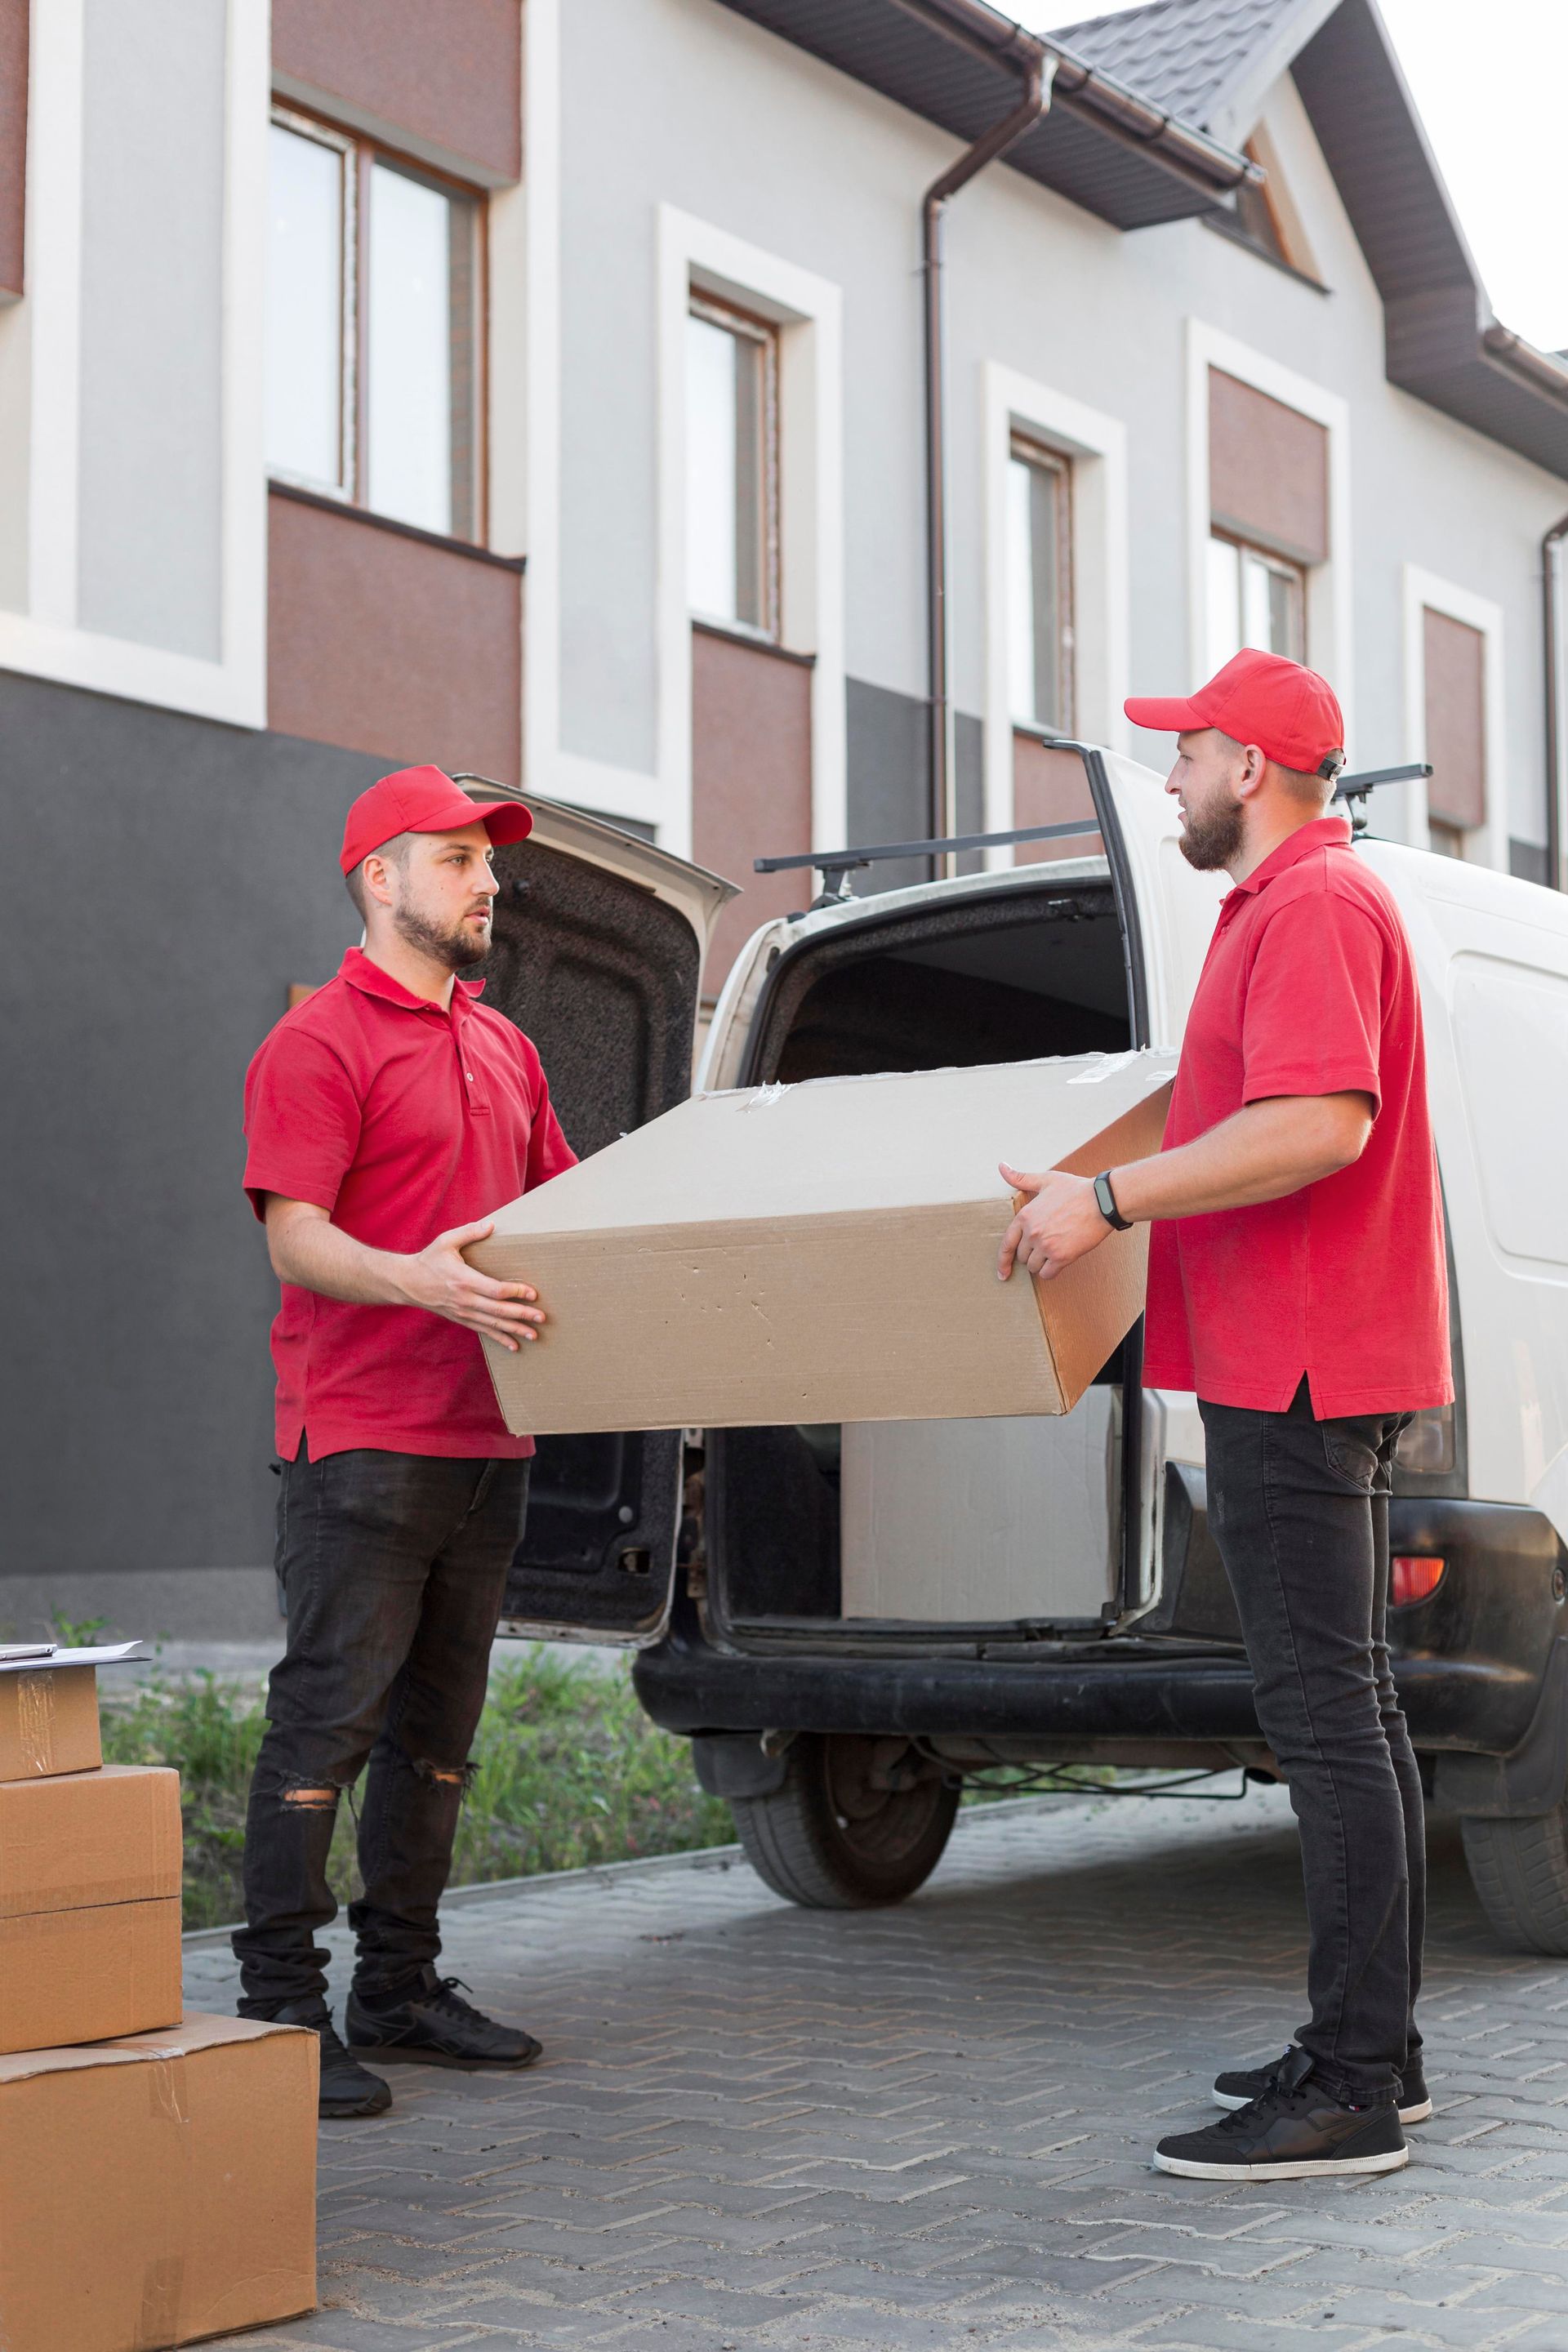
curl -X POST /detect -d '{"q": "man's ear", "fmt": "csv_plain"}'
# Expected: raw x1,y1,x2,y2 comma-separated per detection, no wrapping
1234,742,1269,800
361,852,395,910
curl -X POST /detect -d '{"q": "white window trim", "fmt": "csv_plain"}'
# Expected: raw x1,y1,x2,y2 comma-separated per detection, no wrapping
1183,318,1352,753
654,205,844,863
1402,564,1508,874
519,0,667,828
0,0,267,728
982,363,1129,871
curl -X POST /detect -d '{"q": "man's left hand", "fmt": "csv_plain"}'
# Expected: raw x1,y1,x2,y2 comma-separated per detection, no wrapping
997,1164,1112,1283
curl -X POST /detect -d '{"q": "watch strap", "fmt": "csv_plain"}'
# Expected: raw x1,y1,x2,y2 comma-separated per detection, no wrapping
1094,1170,1132,1232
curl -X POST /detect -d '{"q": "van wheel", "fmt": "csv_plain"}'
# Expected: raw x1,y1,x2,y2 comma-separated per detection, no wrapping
1461,1806,1568,1954
728,1733,960,1909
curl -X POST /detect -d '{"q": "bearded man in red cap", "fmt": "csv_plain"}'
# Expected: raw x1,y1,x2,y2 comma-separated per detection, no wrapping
999,652,1450,2185
233,767,573,2117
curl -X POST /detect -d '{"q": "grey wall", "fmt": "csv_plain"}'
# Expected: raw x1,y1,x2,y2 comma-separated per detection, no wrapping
0,670,383,1605
77,0,226,658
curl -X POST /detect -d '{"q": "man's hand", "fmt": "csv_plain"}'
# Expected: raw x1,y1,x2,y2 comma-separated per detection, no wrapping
396,1219,546,1352
993,1091,1374,1285
263,1199,546,1352
996,1165,1112,1284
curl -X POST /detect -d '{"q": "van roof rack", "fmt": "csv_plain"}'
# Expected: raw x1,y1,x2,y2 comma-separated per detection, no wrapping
755,817,1102,903
756,764,1434,904
1332,763,1432,835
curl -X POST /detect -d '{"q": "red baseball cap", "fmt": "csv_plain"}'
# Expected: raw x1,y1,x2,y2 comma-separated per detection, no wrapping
339,765,535,875
1125,648,1345,777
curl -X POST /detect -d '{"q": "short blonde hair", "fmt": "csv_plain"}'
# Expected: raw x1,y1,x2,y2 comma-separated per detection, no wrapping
345,831,416,920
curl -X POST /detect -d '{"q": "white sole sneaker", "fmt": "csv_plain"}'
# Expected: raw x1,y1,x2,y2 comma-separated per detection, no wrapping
1155,2143,1410,2181
1213,2087,1433,2127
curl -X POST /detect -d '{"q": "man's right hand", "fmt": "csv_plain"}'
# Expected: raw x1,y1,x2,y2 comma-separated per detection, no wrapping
264,1197,546,1351
397,1218,546,1352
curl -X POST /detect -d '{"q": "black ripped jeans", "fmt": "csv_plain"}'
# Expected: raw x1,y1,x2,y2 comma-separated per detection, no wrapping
1200,1380,1422,2108
234,1449,528,2015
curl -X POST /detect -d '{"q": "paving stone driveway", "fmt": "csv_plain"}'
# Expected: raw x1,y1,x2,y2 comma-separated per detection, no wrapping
185,1785,1568,2352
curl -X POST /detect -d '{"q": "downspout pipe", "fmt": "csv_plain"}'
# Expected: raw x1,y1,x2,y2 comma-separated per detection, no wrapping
920,40,1055,876
1545,510,1568,891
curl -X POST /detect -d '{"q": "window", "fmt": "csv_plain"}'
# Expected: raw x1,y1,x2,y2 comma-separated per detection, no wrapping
1207,532,1305,670
1007,434,1074,733
686,292,778,636
1225,133,1320,282
265,107,482,541
1233,145,1291,268
1423,606,1487,858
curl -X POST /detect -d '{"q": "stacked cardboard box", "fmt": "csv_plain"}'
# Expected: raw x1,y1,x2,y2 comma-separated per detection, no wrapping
0,1651,318,2352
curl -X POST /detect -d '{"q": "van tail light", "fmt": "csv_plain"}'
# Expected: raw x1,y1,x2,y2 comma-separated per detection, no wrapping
1392,1555,1446,1606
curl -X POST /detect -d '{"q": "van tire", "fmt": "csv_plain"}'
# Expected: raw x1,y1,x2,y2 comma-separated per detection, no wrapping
1461,1806,1568,1954
728,1733,960,1909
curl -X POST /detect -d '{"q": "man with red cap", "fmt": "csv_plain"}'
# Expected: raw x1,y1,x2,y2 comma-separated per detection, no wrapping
998,651,1451,2183
234,767,574,2116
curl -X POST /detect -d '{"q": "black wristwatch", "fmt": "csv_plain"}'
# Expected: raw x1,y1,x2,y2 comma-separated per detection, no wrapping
1094,1170,1133,1232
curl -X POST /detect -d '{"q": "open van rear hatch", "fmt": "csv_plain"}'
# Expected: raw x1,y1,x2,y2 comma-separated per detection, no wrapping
455,782,733,1644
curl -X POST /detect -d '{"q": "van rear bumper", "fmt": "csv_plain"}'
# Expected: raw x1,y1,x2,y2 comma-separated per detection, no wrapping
638,1494,1566,1767
634,1627,1541,1753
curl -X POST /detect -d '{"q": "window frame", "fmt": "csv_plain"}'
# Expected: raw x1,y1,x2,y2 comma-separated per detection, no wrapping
685,288,782,644
1207,527,1307,669
266,100,487,546
1007,429,1076,737
1401,564,1509,872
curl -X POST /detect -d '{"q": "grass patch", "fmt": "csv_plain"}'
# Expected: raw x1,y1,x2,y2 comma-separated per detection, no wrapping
101,1650,733,1932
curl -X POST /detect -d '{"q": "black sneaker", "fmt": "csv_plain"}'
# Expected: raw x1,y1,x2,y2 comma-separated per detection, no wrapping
1156,2047,1407,2180
265,1998,392,2118
345,1967,543,2071
1214,2046,1432,2126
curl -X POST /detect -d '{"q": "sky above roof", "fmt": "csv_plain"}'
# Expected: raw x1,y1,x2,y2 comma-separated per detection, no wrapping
1017,0,1568,352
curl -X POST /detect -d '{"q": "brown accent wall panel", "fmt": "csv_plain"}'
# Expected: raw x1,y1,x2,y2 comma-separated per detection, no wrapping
692,626,813,992
1423,607,1487,831
1209,368,1330,564
268,489,521,780
272,0,520,183
0,0,27,300
1012,734,1102,864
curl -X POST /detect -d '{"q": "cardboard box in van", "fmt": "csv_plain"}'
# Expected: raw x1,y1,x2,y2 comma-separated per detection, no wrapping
472,1050,1175,1434
0,2012,317,2351
0,1765,183,2056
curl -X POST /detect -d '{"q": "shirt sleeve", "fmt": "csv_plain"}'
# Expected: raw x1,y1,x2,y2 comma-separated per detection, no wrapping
1241,889,1385,1116
242,1024,363,1222
524,1062,577,1192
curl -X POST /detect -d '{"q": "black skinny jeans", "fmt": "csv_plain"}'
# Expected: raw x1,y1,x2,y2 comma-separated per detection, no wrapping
233,1448,528,2014
1200,1380,1423,2106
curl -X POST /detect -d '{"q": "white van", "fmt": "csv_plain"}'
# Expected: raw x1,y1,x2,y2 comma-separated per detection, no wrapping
465,747,1568,1958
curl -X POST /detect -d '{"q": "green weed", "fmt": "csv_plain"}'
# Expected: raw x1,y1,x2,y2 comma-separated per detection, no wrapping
100,1650,732,1931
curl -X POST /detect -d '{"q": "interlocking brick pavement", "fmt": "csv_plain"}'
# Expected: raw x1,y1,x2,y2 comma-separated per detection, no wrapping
182,1784,1568,2350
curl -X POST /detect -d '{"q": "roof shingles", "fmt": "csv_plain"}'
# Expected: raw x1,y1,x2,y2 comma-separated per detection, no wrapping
1051,0,1292,127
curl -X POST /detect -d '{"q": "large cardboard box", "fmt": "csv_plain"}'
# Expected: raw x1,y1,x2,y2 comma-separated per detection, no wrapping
0,1765,183,2055
0,2012,318,2352
471,1051,1175,1434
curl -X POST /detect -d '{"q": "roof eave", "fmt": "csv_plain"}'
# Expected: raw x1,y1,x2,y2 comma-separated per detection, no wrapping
1294,0,1568,482
713,0,1253,230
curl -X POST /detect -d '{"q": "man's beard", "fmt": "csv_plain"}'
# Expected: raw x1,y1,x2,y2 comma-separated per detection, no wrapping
392,900,490,971
1177,790,1245,871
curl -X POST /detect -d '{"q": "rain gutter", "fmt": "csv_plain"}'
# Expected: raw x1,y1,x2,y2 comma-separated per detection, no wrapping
886,0,1257,875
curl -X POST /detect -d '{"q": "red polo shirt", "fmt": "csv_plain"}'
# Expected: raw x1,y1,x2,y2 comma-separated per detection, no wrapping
1143,816,1451,1417
243,948,575,1461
